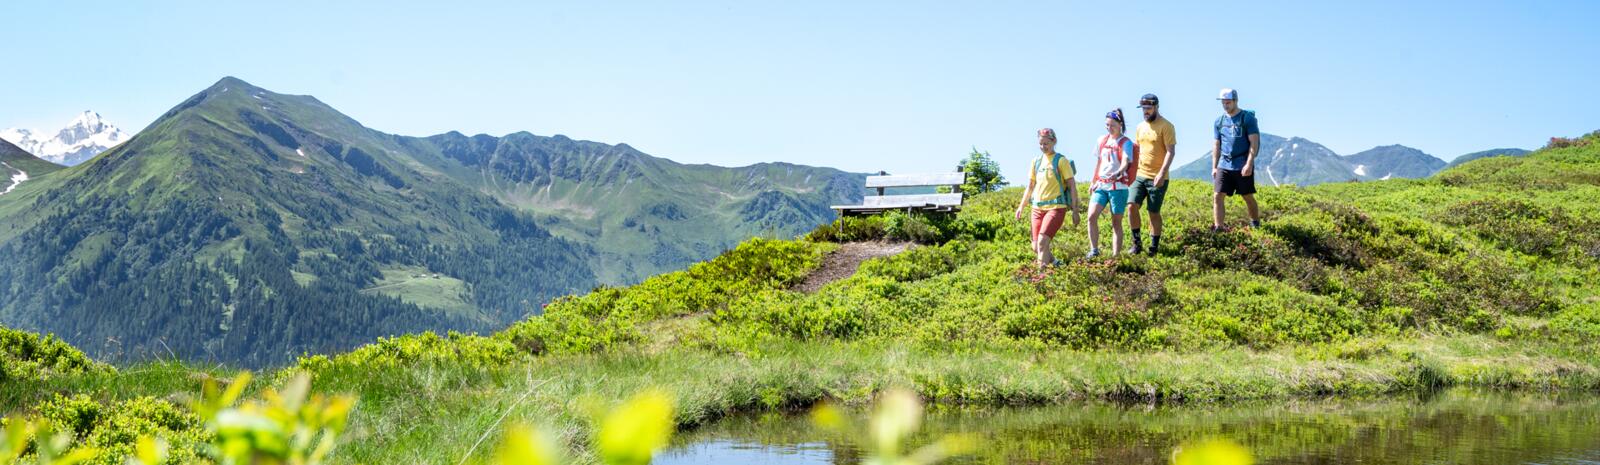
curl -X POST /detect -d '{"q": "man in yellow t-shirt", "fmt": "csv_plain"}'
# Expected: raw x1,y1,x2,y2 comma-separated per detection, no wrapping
1129,93,1177,256
1015,128,1080,267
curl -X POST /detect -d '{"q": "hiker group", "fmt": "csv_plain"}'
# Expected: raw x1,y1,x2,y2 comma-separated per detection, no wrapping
1014,88,1262,267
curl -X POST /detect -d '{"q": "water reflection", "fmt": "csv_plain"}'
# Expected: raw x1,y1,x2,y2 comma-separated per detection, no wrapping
658,389,1600,465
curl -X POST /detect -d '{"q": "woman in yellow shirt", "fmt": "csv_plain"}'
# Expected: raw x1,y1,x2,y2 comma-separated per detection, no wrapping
1015,128,1081,267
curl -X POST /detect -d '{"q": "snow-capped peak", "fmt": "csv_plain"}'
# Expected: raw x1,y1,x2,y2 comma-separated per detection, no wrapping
1,111,130,166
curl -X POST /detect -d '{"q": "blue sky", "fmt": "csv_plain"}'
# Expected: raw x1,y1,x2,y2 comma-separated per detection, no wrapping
2,0,1596,183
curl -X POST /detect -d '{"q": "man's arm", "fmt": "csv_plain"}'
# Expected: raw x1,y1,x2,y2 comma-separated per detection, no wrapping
1155,144,1176,185
1212,139,1223,176
1243,134,1260,177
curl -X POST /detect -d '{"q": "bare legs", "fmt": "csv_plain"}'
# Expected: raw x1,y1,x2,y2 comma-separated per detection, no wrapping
1033,233,1055,267
1087,204,1124,255
1212,193,1261,230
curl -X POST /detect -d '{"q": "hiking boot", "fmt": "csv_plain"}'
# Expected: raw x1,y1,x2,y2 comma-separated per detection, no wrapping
1148,237,1161,256
1050,259,1064,268
1086,249,1101,259
1128,242,1143,255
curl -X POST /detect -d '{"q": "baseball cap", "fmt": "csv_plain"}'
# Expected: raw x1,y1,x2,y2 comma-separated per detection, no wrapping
1217,88,1239,101
1138,94,1159,108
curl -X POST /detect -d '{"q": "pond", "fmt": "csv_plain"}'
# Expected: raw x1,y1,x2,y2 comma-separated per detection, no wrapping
657,389,1600,464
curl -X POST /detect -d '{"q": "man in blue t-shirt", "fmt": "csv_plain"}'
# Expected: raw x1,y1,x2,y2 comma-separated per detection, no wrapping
1210,88,1261,232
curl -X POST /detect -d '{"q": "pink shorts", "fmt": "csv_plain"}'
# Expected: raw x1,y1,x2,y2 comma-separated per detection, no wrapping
1031,208,1067,242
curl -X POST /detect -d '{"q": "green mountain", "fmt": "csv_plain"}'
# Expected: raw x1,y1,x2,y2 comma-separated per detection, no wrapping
0,77,597,366
408,132,865,283
0,77,861,366
1342,144,1446,180
0,138,62,194
1446,147,1531,168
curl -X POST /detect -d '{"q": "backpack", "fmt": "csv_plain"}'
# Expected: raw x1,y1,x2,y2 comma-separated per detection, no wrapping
1091,134,1138,186
1031,154,1073,207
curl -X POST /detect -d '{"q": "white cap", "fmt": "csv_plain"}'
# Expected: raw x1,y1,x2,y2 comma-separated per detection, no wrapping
1217,88,1239,101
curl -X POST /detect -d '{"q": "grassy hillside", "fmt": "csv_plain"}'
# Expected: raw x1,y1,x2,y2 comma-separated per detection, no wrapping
1445,147,1531,168
0,138,64,178
3,131,1598,464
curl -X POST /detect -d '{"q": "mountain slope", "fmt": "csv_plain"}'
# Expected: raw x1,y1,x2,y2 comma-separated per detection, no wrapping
1,138,63,195
0,77,597,366
1343,145,1446,180
404,132,864,282
1,111,130,166
1447,148,1531,168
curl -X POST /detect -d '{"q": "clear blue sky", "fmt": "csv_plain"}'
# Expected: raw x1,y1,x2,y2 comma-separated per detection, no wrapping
3,0,1596,182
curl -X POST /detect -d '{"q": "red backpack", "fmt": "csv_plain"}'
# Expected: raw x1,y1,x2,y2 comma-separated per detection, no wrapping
1091,134,1139,186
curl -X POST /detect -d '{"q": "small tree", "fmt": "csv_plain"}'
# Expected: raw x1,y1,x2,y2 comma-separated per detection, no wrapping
954,148,1006,197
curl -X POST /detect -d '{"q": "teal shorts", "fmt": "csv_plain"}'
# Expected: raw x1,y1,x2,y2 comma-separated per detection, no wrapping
1129,177,1168,213
1090,189,1128,215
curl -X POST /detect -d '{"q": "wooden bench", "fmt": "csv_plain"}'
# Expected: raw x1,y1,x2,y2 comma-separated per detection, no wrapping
830,172,967,216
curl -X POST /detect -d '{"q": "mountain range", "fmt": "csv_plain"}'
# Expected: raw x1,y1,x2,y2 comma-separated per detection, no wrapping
0,77,861,366
1,111,130,166
1172,134,1520,185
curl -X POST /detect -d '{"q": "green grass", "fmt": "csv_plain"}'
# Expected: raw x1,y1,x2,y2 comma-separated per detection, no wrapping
360,265,477,316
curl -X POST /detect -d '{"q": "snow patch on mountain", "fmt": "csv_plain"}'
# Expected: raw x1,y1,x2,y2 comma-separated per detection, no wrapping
0,160,28,196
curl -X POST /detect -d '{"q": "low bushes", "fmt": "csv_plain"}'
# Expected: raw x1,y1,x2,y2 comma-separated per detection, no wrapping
30,394,210,465
805,211,1004,244
1,327,109,383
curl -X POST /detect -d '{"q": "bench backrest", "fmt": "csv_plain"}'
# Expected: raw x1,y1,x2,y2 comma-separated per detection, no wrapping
831,172,967,214
864,172,967,190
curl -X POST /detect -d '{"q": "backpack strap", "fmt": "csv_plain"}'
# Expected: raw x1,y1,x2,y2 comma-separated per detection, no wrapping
1049,154,1069,206
1031,154,1072,208
1093,134,1123,186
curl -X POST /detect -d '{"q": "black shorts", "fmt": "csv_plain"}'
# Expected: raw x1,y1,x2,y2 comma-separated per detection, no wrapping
1214,169,1256,196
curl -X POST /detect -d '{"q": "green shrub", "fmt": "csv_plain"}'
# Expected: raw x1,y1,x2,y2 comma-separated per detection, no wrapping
1166,273,1372,349
1,327,109,383
805,216,887,242
33,394,209,465
882,212,945,244
1549,302,1600,341
299,331,523,370
1438,198,1586,258
997,293,1160,349
805,211,998,244
857,242,966,282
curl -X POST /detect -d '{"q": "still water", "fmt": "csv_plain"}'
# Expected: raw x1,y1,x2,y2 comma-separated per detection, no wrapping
658,389,1600,464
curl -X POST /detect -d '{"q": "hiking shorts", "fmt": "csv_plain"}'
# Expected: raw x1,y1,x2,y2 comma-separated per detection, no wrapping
1214,169,1257,196
1031,208,1068,242
1090,189,1129,215
1128,177,1168,213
